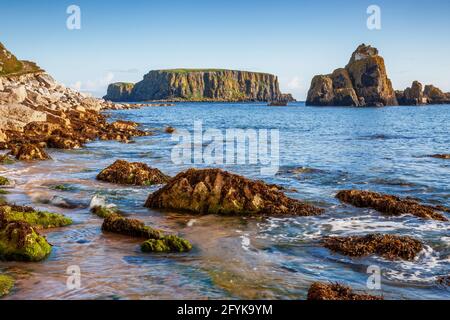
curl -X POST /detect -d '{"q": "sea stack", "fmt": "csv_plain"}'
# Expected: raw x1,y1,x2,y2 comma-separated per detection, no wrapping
306,44,398,107
104,69,295,102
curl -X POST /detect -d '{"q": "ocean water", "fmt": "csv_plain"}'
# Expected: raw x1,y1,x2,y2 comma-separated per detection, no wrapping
1,102,449,300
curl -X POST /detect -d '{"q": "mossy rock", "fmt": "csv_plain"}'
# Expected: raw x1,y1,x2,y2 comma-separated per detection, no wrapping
91,206,117,219
0,221,52,262
0,190,9,195
141,235,192,253
0,205,72,229
102,214,163,239
0,274,15,298
0,177,10,186
0,155,16,165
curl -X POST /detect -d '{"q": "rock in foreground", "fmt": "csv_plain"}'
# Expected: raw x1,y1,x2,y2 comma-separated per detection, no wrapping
145,168,324,216
97,160,170,186
0,274,15,297
8,144,51,161
336,190,448,221
0,220,52,262
306,44,398,107
307,282,383,300
102,214,192,253
322,234,423,260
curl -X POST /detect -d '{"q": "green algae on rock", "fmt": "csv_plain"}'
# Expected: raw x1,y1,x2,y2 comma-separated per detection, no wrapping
91,206,117,219
0,176,10,186
97,160,171,186
307,282,383,300
336,189,448,221
0,154,15,165
322,234,423,261
141,235,192,253
0,221,52,262
0,274,15,298
102,214,163,239
0,204,72,229
145,168,324,216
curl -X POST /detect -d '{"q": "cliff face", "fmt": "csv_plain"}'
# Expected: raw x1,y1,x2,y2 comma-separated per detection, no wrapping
306,44,398,107
104,82,134,102
104,69,294,102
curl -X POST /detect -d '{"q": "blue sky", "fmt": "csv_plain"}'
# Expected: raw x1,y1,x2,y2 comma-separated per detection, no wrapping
1,0,449,99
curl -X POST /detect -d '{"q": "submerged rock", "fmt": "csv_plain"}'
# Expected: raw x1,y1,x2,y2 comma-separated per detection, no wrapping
102,214,192,253
97,160,170,186
0,274,15,297
336,190,448,221
0,203,72,229
0,177,10,186
8,143,51,161
141,235,193,253
306,44,398,107
322,234,423,260
145,168,324,216
164,126,176,134
102,214,163,239
0,220,52,262
307,282,383,300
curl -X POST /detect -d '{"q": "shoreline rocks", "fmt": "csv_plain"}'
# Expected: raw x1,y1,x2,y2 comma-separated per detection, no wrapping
145,168,324,216
322,234,423,260
104,69,295,103
336,190,448,221
307,282,383,300
306,44,398,107
97,160,171,186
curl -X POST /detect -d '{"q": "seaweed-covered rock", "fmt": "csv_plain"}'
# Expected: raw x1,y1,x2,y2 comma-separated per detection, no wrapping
307,282,383,300
322,234,423,260
91,206,117,218
0,177,10,186
102,214,163,239
336,190,448,221
97,160,170,186
0,221,52,261
0,274,15,297
141,235,192,253
145,168,324,216
8,144,51,161
0,154,15,165
0,204,72,229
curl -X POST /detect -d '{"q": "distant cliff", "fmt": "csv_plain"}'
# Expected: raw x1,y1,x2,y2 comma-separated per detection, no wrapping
306,44,398,107
104,69,294,102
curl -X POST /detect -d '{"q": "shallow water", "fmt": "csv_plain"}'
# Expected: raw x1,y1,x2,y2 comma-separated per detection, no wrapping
1,102,449,300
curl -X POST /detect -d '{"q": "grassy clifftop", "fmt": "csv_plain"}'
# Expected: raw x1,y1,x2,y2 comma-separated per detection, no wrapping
0,42,42,76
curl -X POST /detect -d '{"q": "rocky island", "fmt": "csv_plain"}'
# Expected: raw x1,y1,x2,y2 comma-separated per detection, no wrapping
306,44,450,107
104,69,295,103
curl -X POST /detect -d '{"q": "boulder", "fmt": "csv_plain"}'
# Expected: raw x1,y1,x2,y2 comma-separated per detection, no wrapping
97,160,170,186
322,234,423,260
336,190,448,221
141,235,193,253
306,44,398,107
0,274,14,297
145,168,324,216
307,282,383,300
0,220,52,262
9,144,51,161
0,103,47,132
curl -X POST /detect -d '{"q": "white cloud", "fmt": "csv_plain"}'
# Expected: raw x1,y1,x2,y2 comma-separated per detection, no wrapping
70,72,115,94
287,76,302,90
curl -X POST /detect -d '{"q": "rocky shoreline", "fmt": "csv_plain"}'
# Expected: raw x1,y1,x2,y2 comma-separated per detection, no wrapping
1,41,449,300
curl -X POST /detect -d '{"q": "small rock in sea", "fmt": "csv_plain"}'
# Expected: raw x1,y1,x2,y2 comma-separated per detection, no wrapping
0,154,15,165
164,126,176,134
436,276,449,287
322,233,423,261
97,160,170,186
141,235,192,253
0,274,15,298
429,154,450,160
8,144,51,161
101,214,192,253
145,168,324,216
307,282,383,300
336,190,448,221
